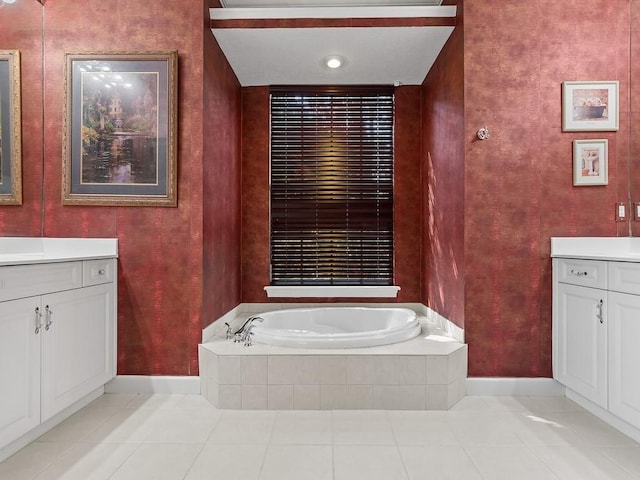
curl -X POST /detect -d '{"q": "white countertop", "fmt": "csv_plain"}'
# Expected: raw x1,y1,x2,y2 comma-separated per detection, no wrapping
551,237,640,262
0,237,118,266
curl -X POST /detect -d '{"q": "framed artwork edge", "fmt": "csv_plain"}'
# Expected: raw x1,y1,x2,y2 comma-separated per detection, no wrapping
573,138,608,187
0,49,22,205
62,50,178,207
562,80,619,132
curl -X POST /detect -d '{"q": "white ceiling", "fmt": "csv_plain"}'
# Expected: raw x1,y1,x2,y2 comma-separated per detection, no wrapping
210,2,455,86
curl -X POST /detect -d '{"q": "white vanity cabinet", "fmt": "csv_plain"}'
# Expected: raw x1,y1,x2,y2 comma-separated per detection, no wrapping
607,262,640,428
553,253,640,434
554,269,608,408
0,257,116,453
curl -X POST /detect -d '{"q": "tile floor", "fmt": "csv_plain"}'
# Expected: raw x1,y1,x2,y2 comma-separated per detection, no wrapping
2,394,640,479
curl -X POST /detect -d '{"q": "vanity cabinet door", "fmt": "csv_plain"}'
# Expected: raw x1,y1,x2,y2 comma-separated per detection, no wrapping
609,291,640,428
0,297,41,449
40,283,115,421
554,283,607,408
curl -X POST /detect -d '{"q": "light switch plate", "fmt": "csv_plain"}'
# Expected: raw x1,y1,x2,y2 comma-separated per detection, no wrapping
616,202,627,222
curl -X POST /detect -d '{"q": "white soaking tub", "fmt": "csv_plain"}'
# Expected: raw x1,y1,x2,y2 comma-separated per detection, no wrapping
249,307,421,348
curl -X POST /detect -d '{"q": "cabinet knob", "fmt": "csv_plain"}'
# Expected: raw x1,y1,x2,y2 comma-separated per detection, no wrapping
570,269,588,277
98,269,106,276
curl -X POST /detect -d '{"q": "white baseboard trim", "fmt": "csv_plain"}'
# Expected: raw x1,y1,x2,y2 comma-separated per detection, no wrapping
105,375,201,395
466,377,566,396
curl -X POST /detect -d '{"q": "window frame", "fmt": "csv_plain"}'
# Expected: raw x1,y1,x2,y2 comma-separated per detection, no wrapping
268,86,396,288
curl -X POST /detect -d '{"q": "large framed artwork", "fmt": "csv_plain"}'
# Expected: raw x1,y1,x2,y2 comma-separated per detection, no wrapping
562,81,619,132
0,49,22,205
63,51,178,206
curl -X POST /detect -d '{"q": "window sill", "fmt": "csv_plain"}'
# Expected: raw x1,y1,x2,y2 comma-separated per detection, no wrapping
264,286,401,298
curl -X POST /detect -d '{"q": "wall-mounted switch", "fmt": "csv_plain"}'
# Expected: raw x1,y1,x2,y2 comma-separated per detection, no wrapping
634,202,640,222
616,202,627,222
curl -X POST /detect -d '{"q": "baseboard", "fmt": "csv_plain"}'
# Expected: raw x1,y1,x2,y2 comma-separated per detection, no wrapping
105,375,201,395
466,377,566,396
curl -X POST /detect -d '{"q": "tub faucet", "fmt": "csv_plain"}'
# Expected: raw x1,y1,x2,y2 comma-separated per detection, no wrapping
233,316,264,344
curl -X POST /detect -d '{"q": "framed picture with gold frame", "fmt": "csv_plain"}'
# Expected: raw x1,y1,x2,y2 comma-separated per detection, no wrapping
0,49,22,205
63,51,178,206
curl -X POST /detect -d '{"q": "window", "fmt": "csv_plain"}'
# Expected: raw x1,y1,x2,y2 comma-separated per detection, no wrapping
269,87,394,286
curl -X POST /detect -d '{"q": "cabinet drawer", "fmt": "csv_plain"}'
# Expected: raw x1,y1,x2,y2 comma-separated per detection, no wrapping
0,262,82,302
83,259,115,287
609,262,640,295
555,258,607,289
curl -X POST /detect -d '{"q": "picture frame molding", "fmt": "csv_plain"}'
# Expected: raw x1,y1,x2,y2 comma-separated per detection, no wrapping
562,80,619,132
62,51,178,207
573,138,608,186
0,49,22,205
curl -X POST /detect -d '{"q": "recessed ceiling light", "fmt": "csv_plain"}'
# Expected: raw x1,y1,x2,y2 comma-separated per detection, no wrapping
324,55,345,70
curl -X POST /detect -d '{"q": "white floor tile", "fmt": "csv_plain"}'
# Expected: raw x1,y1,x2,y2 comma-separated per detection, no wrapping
260,445,332,480
3,393,640,480
333,445,408,480
448,412,525,446
599,446,640,478
108,443,202,480
465,446,560,480
184,443,267,480
530,445,636,480
0,441,75,480
207,410,277,444
270,411,332,445
399,445,483,480
390,416,458,446
332,411,395,445
31,443,138,480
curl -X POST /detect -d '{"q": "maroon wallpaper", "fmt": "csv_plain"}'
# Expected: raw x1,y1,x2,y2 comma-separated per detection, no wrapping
2,0,639,379
34,0,241,376
202,0,242,360
0,0,44,236
459,0,629,377
421,5,465,330
240,86,422,303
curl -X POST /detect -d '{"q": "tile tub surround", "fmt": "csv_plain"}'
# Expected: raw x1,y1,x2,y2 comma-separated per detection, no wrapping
199,318,467,410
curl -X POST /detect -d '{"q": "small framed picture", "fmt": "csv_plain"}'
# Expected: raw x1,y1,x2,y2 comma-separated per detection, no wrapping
573,139,608,186
562,81,619,132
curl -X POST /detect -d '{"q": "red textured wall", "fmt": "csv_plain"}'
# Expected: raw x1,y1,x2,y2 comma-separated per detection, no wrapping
461,0,629,377
203,0,242,334
631,1,640,237
421,3,465,330
0,1,44,236
37,0,239,376
3,0,638,380
240,86,422,303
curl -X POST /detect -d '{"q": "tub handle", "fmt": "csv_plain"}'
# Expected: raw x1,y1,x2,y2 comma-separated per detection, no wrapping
243,331,254,347
224,322,233,340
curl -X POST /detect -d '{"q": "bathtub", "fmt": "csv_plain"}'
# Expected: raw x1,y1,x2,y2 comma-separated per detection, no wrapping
249,307,421,348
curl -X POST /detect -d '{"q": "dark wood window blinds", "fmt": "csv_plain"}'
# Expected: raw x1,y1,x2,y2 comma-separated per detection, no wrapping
270,88,395,286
